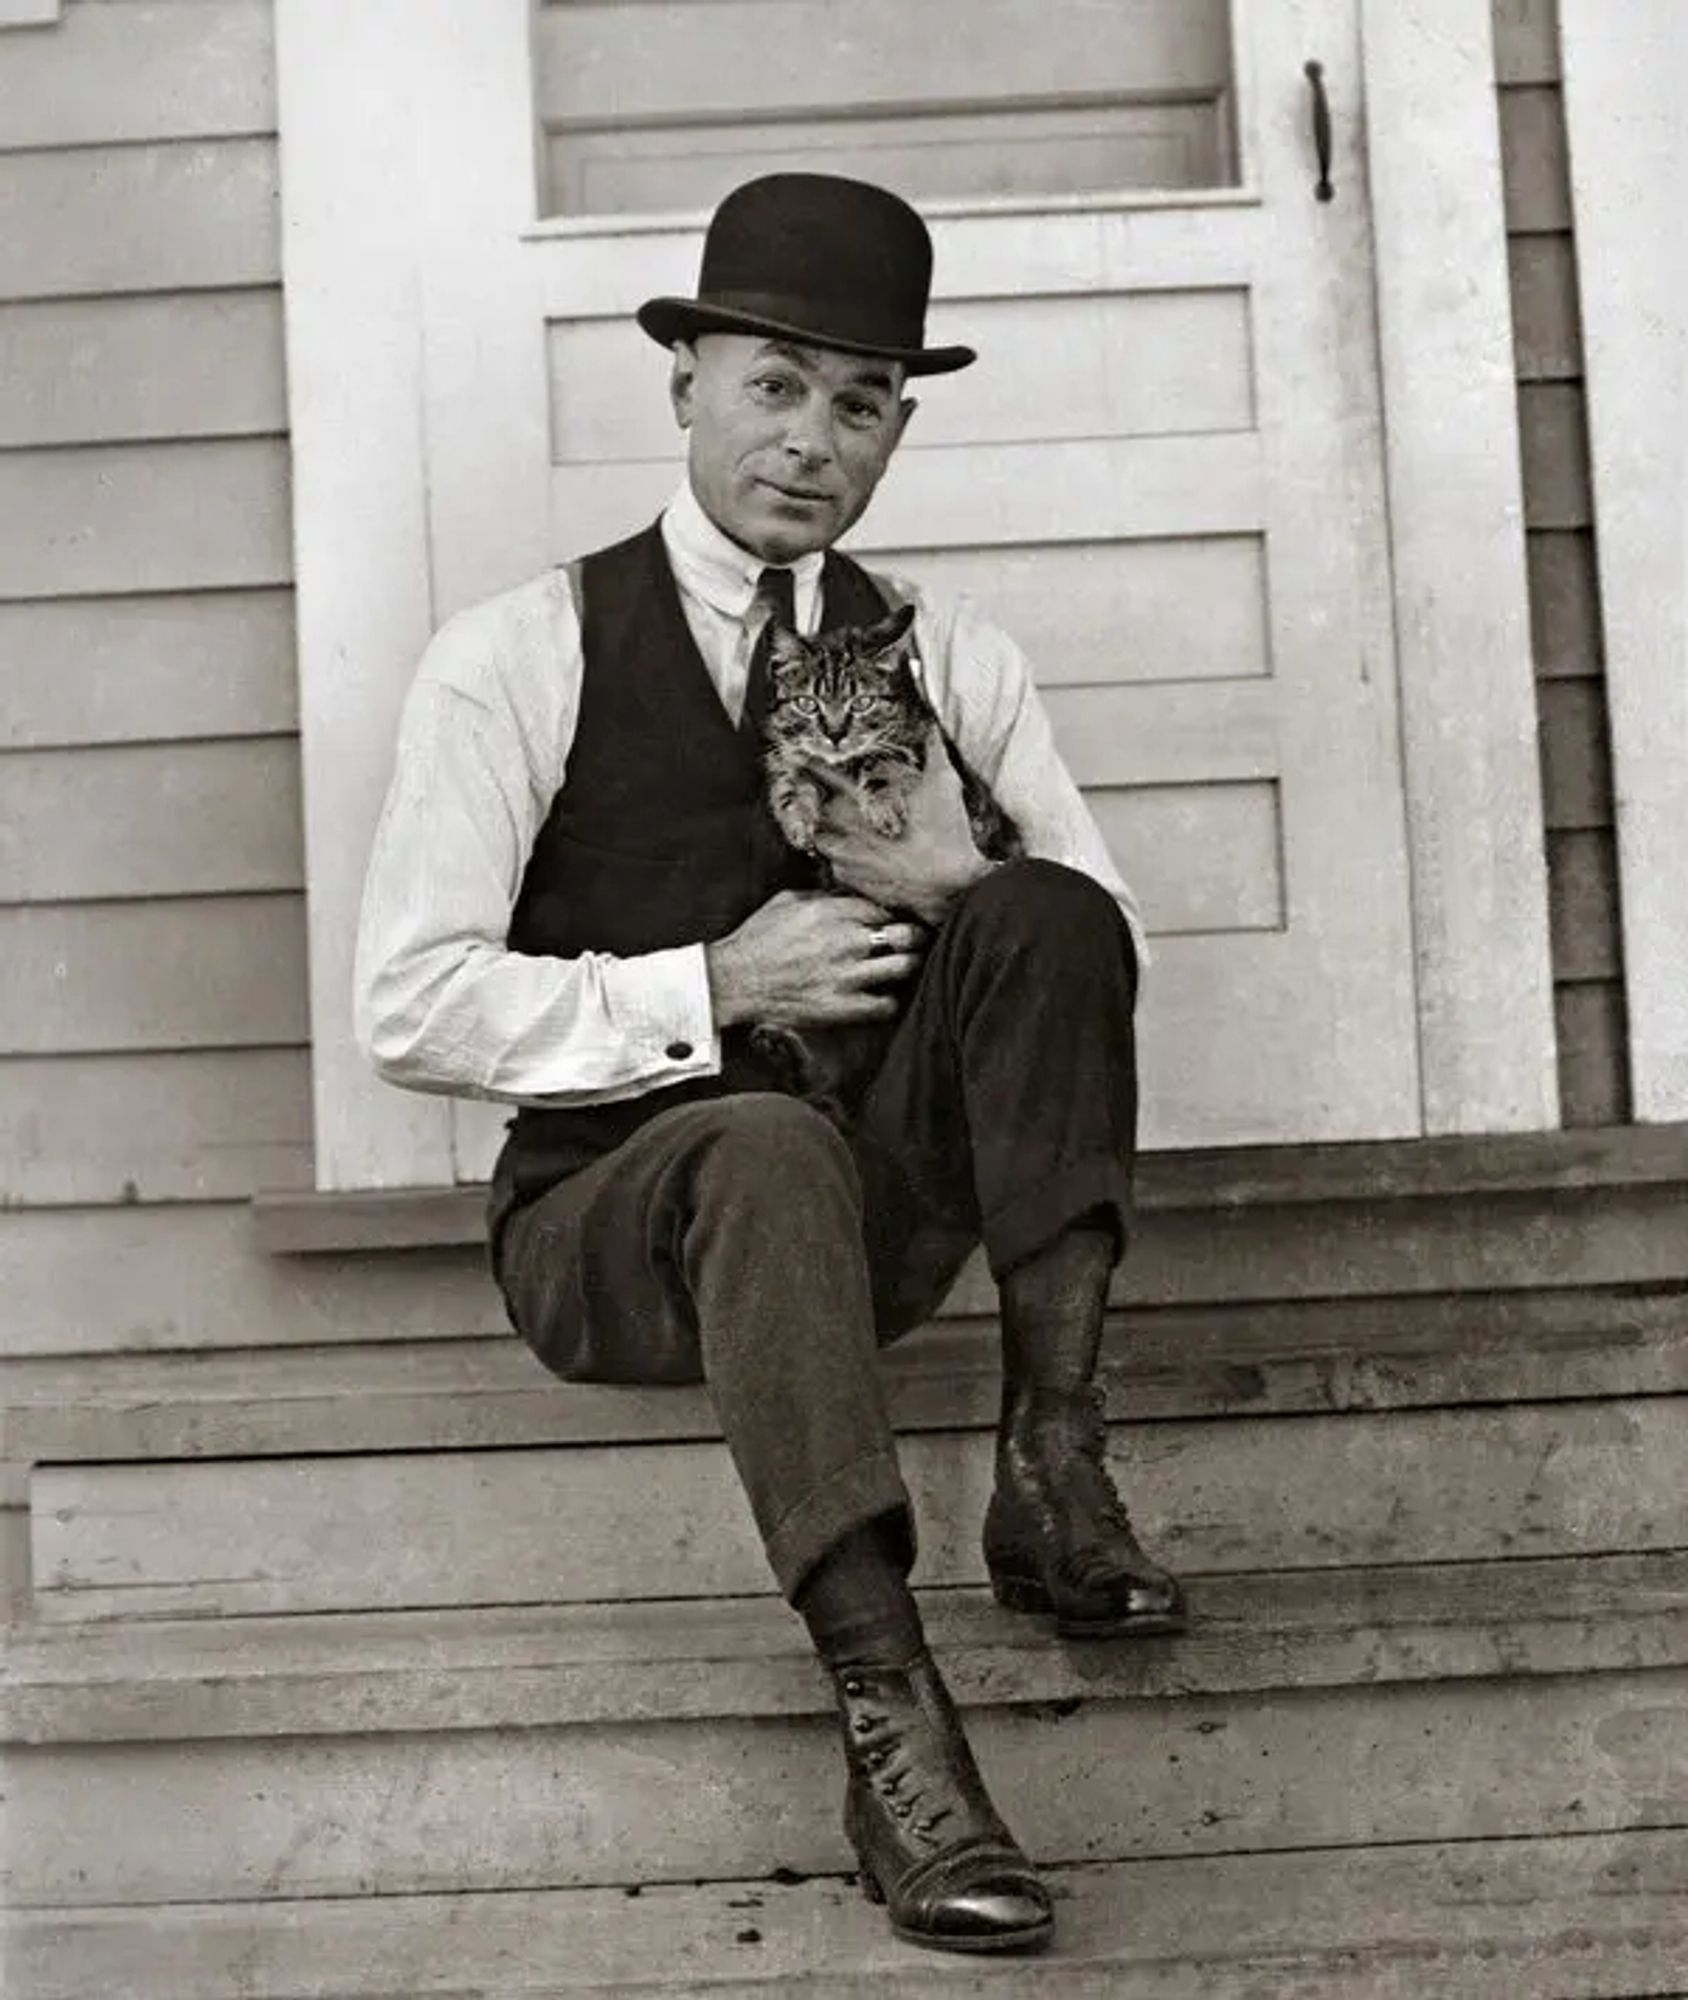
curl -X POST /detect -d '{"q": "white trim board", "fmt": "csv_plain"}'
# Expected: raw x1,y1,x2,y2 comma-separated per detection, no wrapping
274,0,455,1187
1361,0,1559,1133
1560,0,1688,1121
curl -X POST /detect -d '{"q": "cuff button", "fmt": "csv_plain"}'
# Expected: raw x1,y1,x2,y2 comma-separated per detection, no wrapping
665,1040,694,1061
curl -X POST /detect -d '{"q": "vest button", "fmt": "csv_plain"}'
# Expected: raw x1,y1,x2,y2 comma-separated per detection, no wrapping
665,1040,694,1061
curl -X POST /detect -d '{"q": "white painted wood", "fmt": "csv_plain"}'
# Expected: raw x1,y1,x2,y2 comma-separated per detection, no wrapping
0,0,59,26
4,1674,1680,1901
548,288,1256,459
11,1833,1687,2000
0,0,271,150
0,291,286,447
0,440,291,599
274,0,455,1188
0,1049,311,1206
0,139,278,302
535,0,1232,127
0,739,302,901
548,106,1229,217
33,1398,1685,1620
1,1204,506,1359
893,539,1271,687
0,898,307,1054
0,590,297,750
1560,0,1688,1120
1362,0,1558,1133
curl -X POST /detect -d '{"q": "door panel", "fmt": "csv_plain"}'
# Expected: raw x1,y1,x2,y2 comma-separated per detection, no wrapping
416,0,1421,1176
536,0,1237,212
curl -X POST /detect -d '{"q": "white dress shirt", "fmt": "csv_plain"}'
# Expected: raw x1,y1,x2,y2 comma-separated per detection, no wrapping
354,483,1145,1108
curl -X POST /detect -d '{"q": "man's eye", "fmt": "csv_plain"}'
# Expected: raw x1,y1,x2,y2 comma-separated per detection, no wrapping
840,399,881,426
752,374,797,401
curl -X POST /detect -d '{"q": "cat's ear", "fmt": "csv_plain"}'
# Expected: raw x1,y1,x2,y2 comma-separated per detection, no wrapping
862,601,917,660
765,624,811,673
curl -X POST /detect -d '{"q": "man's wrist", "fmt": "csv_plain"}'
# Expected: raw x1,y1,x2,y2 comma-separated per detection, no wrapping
913,850,998,924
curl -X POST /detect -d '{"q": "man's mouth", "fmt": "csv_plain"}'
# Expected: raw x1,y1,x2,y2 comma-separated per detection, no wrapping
761,480,831,504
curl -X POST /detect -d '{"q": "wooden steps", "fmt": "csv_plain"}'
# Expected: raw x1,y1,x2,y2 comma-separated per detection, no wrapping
6,1145,1686,1992
6,1560,1686,1904
10,1829,1688,1999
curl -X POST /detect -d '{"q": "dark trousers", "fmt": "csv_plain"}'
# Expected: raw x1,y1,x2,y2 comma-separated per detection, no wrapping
494,859,1139,1598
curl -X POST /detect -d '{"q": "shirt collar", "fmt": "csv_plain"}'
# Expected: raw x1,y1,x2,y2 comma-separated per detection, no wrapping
661,481,825,632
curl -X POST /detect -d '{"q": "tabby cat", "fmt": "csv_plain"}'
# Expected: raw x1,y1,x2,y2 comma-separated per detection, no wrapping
744,600,1023,1120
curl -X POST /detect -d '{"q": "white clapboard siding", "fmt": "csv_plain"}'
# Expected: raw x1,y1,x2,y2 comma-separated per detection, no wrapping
33,1398,1686,1620
0,290,286,447
0,0,274,153
0,738,303,901
0,139,280,302
0,440,291,599
0,590,297,750
0,1048,312,1206
0,897,307,1054
2,1204,508,1359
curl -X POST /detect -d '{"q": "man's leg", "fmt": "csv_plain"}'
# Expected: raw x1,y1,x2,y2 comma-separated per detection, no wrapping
856,857,1186,1638
495,1092,1052,1953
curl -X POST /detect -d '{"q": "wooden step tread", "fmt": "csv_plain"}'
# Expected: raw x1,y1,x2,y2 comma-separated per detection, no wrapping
8,1551,1687,1745
9,1288,1685,1474
10,1828,1687,1998
253,1123,1688,1253
32,1393,1688,1621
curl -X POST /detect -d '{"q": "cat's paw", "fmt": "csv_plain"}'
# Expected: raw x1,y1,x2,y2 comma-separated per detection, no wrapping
771,783,822,853
861,787,909,839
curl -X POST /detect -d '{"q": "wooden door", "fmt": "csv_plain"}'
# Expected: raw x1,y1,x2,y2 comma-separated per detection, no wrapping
408,0,1421,1178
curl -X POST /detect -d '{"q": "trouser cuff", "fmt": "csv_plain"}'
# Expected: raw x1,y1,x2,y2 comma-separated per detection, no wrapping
982,1153,1136,1280
763,1451,916,1602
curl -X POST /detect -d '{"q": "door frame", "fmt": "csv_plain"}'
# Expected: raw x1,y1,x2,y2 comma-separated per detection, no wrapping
276,0,1557,1192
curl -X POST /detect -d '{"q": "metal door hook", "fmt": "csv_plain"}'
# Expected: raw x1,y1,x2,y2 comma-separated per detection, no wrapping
1304,59,1335,201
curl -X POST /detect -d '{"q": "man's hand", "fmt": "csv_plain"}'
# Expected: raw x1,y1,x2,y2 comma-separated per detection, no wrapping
705,891,927,1029
815,726,996,924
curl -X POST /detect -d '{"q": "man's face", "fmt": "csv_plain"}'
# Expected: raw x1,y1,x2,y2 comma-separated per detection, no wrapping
670,333,915,563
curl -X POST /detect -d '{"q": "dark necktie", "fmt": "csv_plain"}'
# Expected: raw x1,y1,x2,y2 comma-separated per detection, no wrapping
741,565,798,737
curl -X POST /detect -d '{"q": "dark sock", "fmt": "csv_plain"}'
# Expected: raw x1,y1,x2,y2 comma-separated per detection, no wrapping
795,1514,926,1670
999,1215,1118,1400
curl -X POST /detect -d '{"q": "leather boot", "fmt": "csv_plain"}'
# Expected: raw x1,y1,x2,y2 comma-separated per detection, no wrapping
834,1649,1053,1954
984,1383,1187,1638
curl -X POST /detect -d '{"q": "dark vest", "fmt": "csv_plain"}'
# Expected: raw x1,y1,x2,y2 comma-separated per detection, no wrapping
488,520,892,1239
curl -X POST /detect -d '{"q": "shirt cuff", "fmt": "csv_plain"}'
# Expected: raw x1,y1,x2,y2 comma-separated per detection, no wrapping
603,941,721,1083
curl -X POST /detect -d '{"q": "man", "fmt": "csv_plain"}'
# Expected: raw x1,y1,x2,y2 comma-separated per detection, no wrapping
356,173,1183,1957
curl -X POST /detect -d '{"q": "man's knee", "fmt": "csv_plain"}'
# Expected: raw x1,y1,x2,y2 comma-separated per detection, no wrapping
689,1092,861,1209
951,858,1137,982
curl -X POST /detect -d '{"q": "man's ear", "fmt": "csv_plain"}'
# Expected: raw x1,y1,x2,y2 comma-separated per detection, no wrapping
669,341,698,429
889,395,918,451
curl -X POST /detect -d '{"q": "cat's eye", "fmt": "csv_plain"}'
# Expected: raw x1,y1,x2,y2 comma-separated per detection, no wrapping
792,695,819,713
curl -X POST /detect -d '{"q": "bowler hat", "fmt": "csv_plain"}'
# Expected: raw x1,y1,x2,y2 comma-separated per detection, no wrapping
637,173,975,376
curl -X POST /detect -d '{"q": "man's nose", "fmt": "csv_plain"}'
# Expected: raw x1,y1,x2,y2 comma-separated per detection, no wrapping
782,397,834,468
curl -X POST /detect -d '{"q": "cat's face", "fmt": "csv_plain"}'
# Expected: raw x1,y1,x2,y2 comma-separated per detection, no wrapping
763,604,923,765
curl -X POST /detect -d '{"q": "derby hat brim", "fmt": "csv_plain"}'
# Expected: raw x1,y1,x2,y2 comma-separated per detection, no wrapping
637,296,976,377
